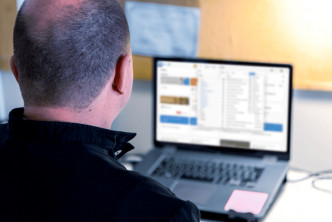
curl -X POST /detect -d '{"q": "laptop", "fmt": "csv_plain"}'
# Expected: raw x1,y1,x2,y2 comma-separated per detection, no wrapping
135,57,292,221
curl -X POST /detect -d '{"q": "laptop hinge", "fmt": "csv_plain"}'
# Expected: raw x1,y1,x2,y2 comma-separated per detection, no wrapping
161,146,177,154
262,155,278,164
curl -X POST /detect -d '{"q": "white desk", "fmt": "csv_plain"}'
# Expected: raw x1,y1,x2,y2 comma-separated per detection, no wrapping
202,170,332,222
265,170,332,221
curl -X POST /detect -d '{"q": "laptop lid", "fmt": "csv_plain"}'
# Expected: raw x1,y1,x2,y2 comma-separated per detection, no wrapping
153,57,292,160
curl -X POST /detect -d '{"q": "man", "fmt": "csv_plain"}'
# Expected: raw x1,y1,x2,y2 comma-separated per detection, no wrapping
0,0,200,221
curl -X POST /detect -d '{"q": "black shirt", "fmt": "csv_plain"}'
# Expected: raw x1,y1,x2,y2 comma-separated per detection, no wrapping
0,108,200,222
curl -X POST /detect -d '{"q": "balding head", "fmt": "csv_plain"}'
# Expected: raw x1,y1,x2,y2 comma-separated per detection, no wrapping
13,0,130,109
23,0,86,39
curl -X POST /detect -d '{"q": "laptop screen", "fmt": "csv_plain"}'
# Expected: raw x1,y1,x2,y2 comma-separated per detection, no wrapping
155,58,292,153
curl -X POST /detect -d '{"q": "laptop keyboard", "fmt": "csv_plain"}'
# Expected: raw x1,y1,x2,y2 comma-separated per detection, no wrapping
151,157,264,188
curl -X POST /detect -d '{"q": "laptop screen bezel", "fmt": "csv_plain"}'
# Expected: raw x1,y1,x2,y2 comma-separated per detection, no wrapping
153,57,293,161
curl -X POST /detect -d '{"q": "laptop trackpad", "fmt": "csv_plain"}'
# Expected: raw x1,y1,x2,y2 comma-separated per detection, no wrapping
172,182,216,204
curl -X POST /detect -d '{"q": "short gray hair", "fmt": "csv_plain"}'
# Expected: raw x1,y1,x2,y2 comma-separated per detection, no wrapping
13,0,130,109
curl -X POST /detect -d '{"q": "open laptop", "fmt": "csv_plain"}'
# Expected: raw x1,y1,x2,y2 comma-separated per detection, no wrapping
135,57,292,221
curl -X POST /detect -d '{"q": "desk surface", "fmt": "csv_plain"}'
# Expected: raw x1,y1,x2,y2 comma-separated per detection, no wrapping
202,170,332,222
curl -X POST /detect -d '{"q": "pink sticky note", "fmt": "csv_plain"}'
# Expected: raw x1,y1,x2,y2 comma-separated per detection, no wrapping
224,190,268,215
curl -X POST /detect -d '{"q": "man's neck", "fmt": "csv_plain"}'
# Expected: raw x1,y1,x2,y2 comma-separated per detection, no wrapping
23,106,113,129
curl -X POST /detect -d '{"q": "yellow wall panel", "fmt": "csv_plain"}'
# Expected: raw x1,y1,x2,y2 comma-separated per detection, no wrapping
198,0,332,91
132,55,153,80
0,0,16,70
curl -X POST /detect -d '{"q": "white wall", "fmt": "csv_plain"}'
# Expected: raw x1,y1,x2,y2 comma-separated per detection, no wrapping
290,90,332,172
0,72,6,121
0,71,24,121
16,0,25,11
1,72,331,172
112,80,154,154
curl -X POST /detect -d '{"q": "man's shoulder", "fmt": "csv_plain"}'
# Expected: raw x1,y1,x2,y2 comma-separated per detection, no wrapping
169,200,201,222
107,168,201,221
88,155,180,205
80,152,200,222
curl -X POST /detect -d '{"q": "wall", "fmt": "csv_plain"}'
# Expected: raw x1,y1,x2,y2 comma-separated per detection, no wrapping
197,0,332,91
1,72,331,172
125,0,332,92
0,71,23,120
3,0,332,91
0,72,6,120
0,0,16,70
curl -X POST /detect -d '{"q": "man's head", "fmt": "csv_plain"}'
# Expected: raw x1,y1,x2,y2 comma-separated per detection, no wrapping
11,0,131,111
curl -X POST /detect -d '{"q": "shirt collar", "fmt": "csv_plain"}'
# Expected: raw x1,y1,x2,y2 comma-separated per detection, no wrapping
7,108,136,159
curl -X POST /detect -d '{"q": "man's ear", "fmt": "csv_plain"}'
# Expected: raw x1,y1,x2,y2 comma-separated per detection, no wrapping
113,54,131,94
10,56,19,83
